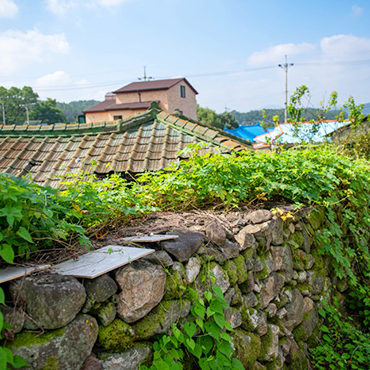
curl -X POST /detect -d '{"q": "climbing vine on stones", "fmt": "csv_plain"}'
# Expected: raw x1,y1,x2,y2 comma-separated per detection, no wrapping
140,279,244,370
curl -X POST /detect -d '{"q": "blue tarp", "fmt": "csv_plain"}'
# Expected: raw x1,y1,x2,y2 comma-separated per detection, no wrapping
224,124,274,142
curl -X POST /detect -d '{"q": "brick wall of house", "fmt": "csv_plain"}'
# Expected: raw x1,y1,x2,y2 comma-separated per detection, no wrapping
167,81,197,120
85,109,146,123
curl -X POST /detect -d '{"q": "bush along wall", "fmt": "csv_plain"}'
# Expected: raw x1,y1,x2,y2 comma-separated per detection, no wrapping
1,206,345,370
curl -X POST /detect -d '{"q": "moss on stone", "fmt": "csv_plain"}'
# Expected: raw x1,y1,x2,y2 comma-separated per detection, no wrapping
292,324,308,342
163,264,186,301
134,300,189,340
289,231,304,248
223,260,238,285
307,207,326,231
297,284,312,294
42,356,59,370
97,318,135,352
233,255,248,284
242,248,255,265
240,306,258,332
255,265,269,280
231,284,243,306
233,329,261,368
310,248,325,272
258,325,273,362
307,322,321,347
10,327,65,348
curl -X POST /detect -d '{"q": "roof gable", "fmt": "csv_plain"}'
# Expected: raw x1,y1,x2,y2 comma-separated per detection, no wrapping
113,78,198,95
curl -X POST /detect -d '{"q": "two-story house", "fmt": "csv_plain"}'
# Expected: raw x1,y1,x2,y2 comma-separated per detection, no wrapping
84,78,198,123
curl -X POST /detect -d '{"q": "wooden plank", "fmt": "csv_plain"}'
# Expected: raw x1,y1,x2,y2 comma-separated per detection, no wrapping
120,234,179,243
53,245,155,279
0,264,51,284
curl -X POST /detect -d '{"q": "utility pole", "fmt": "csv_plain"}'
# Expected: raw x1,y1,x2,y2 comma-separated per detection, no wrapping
278,55,294,123
1,101,5,125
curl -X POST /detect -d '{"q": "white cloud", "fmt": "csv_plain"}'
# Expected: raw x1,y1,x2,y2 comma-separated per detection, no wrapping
320,34,370,59
352,5,364,16
97,0,129,6
248,43,316,65
35,71,73,87
0,29,70,74
0,0,19,18
45,0,76,16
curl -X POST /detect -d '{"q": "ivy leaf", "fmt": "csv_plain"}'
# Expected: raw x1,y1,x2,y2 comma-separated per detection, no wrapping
0,288,5,305
212,286,223,299
218,340,233,358
16,227,33,244
0,244,15,264
198,335,213,355
210,300,223,315
184,322,197,338
205,321,221,340
214,313,226,329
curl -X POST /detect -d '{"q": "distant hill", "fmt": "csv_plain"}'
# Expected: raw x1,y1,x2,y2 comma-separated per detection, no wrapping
230,108,347,127
57,100,99,123
362,103,370,116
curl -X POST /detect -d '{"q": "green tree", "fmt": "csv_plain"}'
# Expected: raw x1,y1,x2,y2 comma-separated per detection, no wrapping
30,98,67,124
57,100,99,123
0,86,39,125
197,106,238,129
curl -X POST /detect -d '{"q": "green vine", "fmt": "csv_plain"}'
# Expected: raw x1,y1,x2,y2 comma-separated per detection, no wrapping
140,277,244,370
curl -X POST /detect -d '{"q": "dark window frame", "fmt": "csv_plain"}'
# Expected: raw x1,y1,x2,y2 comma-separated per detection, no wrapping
180,85,186,98
113,115,123,120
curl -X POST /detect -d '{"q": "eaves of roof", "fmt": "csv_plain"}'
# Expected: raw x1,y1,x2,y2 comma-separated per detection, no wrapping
0,103,252,188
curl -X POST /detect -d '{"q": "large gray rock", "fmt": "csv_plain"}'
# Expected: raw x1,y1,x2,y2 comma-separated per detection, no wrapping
283,288,304,331
271,245,293,281
260,273,285,309
10,274,86,330
209,263,230,293
81,354,102,370
293,297,319,341
205,219,227,247
9,314,98,370
245,210,272,224
85,274,117,303
142,250,174,267
225,307,242,329
0,305,25,333
133,300,190,340
235,227,256,250
161,230,205,262
185,256,201,284
98,342,153,370
219,239,240,259
116,260,166,323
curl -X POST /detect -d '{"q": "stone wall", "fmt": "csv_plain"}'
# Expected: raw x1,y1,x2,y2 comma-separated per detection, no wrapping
2,207,339,370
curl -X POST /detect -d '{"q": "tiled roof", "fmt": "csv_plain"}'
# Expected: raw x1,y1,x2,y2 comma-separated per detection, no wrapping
83,100,152,113
113,78,198,95
0,104,252,188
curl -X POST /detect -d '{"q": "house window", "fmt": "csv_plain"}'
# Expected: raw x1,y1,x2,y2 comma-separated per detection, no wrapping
180,85,186,98
113,115,122,120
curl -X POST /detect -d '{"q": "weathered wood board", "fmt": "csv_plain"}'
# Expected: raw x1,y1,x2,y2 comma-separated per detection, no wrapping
0,264,51,284
53,245,155,279
120,234,179,243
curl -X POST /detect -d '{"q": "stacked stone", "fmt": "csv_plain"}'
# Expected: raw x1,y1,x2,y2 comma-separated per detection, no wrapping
3,207,335,370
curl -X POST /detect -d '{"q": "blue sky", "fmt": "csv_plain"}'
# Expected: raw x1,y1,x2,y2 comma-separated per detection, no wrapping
1,0,370,113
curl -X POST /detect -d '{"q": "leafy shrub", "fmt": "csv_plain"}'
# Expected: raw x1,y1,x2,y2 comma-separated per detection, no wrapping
0,174,88,263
